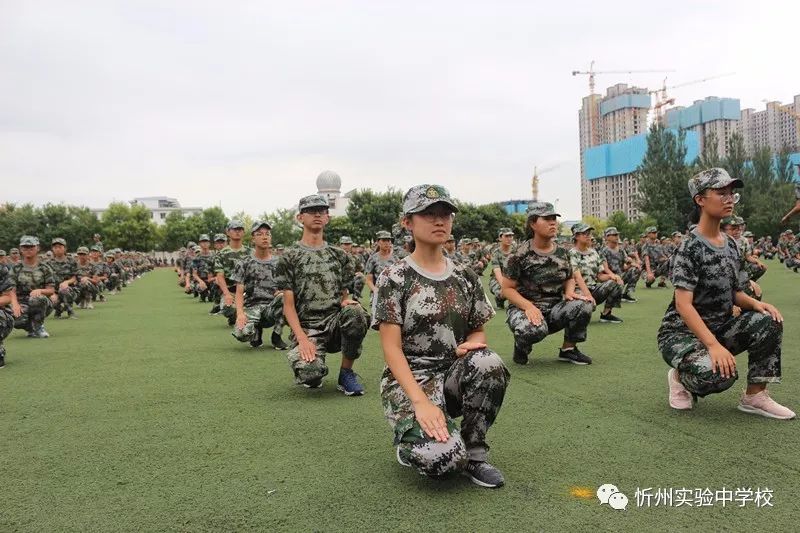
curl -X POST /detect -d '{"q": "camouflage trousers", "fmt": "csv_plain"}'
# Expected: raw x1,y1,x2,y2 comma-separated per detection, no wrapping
231,296,285,343
383,349,510,476
785,257,800,269
352,274,365,300
53,286,76,314
622,267,640,294
75,281,98,304
287,304,369,385
107,273,120,291
745,262,766,281
658,311,782,398
489,276,506,306
13,296,53,331
507,300,593,354
0,306,13,345
587,280,622,310
650,260,670,279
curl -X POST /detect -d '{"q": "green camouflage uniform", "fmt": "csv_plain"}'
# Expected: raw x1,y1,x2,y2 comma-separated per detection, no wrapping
275,242,369,385
229,253,285,343
372,256,509,475
601,245,640,295
503,240,593,355
75,259,97,305
213,245,252,322
569,247,622,310
489,247,512,305
364,251,398,307
48,256,78,314
642,240,670,278
0,264,14,356
9,262,55,332
191,252,216,302
658,232,782,398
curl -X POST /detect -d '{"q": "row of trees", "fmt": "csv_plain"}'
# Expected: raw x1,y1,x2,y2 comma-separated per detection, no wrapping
635,123,797,237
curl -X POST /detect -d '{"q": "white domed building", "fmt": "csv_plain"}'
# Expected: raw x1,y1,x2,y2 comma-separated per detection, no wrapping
316,170,354,217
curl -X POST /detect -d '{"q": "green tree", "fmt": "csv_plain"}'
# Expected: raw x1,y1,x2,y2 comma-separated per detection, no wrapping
101,202,158,251
346,189,404,243
776,145,796,184
324,216,357,244
0,203,45,250
200,207,228,236
636,123,693,233
697,131,723,168
261,208,302,247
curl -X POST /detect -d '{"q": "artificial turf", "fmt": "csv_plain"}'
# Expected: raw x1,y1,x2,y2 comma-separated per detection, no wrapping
1,263,798,532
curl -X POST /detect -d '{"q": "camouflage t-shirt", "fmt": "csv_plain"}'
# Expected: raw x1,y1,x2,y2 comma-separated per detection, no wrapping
641,241,667,264
601,245,628,275
9,262,56,301
47,257,78,284
0,264,12,294
503,240,573,310
568,247,604,287
213,245,252,283
364,252,398,282
490,247,512,281
658,231,747,341
90,261,109,278
230,253,280,307
192,253,215,279
371,256,494,374
76,261,94,281
274,242,353,329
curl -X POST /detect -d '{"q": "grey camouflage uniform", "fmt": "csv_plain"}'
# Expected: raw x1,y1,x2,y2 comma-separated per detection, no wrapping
601,245,640,295
372,257,509,475
658,231,781,398
229,253,285,343
569,247,622,311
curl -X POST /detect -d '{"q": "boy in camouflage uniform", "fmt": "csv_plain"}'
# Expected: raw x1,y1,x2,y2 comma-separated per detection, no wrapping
569,223,624,324
502,202,594,366
9,236,56,338
74,247,98,308
601,227,640,302
642,227,670,288
373,184,509,488
214,221,251,326
489,228,514,309
339,236,366,301
659,168,793,419
207,234,228,314
191,235,216,303
275,194,369,395
48,238,79,319
230,221,288,350
364,230,398,305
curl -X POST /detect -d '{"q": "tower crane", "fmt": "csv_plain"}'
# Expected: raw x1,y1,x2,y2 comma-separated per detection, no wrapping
649,72,735,123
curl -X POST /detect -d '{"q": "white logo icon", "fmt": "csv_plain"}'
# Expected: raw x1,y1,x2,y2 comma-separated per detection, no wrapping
597,483,628,511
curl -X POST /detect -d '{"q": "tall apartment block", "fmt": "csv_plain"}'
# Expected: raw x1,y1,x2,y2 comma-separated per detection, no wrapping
665,97,740,158
739,95,800,155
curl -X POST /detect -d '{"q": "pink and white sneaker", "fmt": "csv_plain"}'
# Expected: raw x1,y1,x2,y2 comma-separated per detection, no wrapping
738,390,796,420
668,369,692,410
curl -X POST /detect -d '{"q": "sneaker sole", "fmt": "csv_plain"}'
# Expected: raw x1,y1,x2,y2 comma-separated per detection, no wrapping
336,385,365,396
557,357,590,365
463,471,504,488
736,404,795,420
667,370,693,410
599,319,622,324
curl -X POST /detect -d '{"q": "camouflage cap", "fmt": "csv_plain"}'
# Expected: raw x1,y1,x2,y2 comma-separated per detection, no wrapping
646,226,658,233
76,246,89,254
688,224,698,231
213,233,227,242
721,216,741,226
298,194,329,212
51,237,67,246
603,226,619,236
187,241,197,248
688,167,743,197
743,231,754,237
10,248,19,254
0,250,5,256
90,245,102,252
459,238,471,246
446,234,455,242
526,201,560,218
404,235,413,243
497,227,514,237
250,220,272,233
104,252,116,258
198,234,210,242
402,184,459,215
275,244,285,250
375,230,392,240
785,229,794,235
732,215,745,225
226,219,245,230
671,231,682,237
19,235,39,247
339,236,353,245
571,223,594,235
192,245,201,252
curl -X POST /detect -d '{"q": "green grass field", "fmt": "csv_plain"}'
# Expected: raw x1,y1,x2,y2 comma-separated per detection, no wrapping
2,264,799,532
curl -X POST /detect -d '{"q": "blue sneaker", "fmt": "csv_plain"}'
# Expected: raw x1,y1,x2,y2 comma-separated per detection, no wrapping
337,368,365,396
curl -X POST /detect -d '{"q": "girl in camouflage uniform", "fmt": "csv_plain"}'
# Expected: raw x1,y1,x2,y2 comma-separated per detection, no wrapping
659,168,794,419
373,185,509,488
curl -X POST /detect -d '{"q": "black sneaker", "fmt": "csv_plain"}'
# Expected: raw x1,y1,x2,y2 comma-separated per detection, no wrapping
599,313,623,324
558,347,592,365
271,332,288,350
657,281,667,288
249,327,263,348
645,281,654,288
464,461,505,488
621,294,637,303
209,305,221,315
512,345,529,365
495,298,505,310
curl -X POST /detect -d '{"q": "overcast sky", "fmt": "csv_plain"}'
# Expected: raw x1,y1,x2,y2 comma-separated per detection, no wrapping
2,1,799,219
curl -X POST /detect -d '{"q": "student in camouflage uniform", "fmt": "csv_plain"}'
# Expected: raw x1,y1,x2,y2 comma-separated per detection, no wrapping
74,246,98,308
230,221,288,350
275,194,369,395
364,230,398,305
191,235,216,303
0,260,14,367
47,238,79,319
9,248,20,265
9,236,56,338
489,228,514,309
88,246,109,304
642,227,670,288
601,227,640,303
501,202,594,366
181,243,196,294
339,236,366,301
214,221,251,326
721,216,762,300
373,184,509,488
105,252,124,293
207,234,227,314
569,223,624,324
659,168,793,419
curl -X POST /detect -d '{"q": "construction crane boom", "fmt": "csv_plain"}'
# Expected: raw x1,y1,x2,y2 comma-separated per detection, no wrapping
649,72,735,123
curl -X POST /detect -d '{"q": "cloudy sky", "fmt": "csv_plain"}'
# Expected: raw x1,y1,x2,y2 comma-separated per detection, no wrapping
2,0,798,219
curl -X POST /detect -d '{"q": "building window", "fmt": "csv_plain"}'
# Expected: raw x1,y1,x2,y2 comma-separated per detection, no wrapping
160,212,166,220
